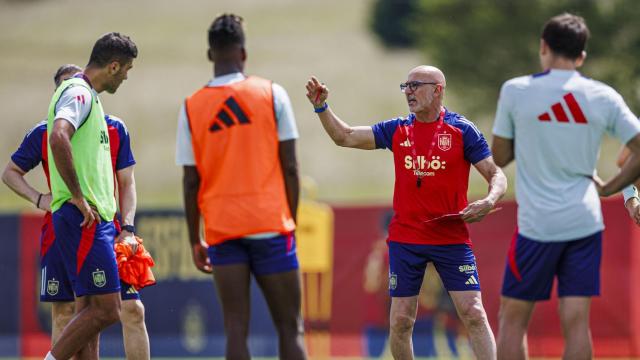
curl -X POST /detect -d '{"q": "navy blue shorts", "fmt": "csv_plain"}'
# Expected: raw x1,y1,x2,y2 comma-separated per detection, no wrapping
120,281,141,301
207,233,299,275
388,241,480,297
52,203,120,297
41,219,140,302
40,219,74,302
502,231,602,301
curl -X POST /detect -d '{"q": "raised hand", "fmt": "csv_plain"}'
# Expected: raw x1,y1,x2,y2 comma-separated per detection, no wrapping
305,76,329,107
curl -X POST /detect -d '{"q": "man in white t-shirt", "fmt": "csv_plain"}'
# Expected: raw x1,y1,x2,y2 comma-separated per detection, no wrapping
491,13,640,360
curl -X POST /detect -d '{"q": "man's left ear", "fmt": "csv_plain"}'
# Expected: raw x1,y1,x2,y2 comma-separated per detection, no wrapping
109,61,121,75
240,47,247,62
576,51,587,68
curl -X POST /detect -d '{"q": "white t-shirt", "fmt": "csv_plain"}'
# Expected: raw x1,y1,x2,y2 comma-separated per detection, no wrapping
493,69,640,242
54,85,96,129
175,72,299,166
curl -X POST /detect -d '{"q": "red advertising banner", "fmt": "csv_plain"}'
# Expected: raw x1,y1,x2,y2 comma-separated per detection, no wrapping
9,197,640,358
328,198,640,358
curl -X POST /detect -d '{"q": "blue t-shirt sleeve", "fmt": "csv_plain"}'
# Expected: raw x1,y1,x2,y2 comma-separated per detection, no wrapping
11,124,45,172
461,120,491,164
371,118,401,150
113,121,136,171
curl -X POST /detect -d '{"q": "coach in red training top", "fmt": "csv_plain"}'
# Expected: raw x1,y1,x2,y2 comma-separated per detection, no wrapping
305,65,507,360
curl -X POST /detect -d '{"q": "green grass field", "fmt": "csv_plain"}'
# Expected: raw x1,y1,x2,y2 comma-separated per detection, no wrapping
0,0,626,211
0,0,419,210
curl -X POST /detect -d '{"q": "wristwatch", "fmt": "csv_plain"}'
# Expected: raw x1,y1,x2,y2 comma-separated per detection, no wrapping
122,224,136,234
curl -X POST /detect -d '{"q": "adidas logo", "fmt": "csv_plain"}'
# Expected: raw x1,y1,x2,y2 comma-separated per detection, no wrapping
465,275,478,285
537,93,588,124
209,96,251,132
399,138,411,147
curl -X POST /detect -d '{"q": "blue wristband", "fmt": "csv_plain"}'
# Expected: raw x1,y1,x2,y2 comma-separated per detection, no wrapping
314,102,328,113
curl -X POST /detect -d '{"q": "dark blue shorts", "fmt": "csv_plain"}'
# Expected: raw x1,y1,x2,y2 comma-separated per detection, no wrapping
502,231,602,301
120,281,141,301
207,233,299,276
40,220,74,302
52,203,120,297
388,241,480,297
41,221,140,302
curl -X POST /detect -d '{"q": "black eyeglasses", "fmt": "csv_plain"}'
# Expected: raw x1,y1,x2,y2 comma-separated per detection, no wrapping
400,81,440,92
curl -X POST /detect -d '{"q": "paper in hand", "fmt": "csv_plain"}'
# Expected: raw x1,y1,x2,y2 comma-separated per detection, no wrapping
424,207,502,223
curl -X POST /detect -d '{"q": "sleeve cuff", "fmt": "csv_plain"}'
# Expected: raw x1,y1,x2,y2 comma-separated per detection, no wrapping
491,129,514,140
115,160,136,171
622,185,638,203
622,129,640,146
53,115,79,130
278,133,299,142
176,156,196,166
470,150,493,165
10,155,31,173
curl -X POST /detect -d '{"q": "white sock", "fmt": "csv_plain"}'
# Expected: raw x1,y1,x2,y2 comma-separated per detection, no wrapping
45,351,57,360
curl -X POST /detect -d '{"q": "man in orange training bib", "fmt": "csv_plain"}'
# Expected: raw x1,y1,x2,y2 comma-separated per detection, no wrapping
176,14,306,360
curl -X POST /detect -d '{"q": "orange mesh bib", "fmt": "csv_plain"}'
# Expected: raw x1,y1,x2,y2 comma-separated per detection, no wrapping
185,76,295,245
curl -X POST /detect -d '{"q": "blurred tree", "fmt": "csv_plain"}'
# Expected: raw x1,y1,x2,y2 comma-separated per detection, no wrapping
369,0,420,48
371,0,640,116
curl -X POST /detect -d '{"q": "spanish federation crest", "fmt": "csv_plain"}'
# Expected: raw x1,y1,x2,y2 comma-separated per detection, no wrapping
438,133,452,151
389,272,398,290
92,269,106,288
47,279,59,296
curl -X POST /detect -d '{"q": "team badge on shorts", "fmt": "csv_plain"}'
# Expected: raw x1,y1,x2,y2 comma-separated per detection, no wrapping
47,279,59,296
389,272,398,290
92,269,107,288
438,133,452,151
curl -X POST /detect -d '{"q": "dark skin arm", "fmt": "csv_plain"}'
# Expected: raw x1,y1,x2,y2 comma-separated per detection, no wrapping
278,139,299,222
594,134,640,196
49,119,100,227
182,165,211,273
491,135,514,168
615,145,640,225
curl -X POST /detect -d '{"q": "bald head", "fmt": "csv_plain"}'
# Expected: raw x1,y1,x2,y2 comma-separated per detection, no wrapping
408,65,446,87
404,65,446,121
